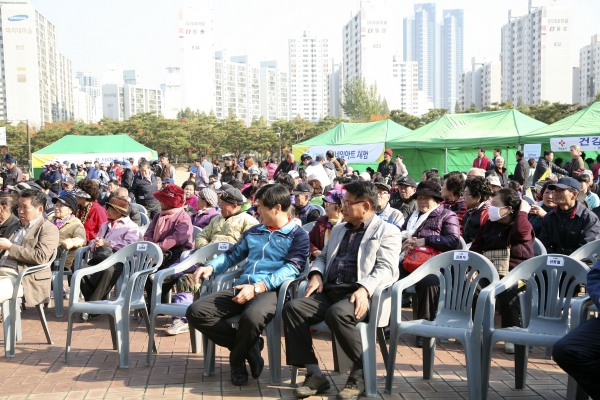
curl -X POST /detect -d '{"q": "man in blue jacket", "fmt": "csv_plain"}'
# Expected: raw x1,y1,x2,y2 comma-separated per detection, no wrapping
553,260,600,398
186,183,310,386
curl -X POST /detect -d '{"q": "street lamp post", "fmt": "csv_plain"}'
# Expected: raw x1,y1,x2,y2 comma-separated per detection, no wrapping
276,129,283,163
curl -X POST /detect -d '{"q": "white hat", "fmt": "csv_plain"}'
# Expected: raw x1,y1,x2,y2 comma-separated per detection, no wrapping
288,170,299,179
359,172,372,181
487,175,502,187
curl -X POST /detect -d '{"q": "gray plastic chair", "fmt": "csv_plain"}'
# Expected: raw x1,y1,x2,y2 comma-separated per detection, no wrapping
481,254,589,399
193,226,202,241
65,242,163,368
458,236,468,250
2,250,57,358
146,242,231,366
202,266,302,385
131,203,147,215
565,294,595,400
533,238,547,256
385,251,499,399
302,221,316,232
290,282,393,397
51,249,75,318
139,213,150,237
569,239,600,264
313,205,325,216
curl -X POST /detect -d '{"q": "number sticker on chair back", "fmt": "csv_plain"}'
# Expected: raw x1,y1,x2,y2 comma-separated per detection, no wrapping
433,251,499,315
118,242,163,303
522,255,588,326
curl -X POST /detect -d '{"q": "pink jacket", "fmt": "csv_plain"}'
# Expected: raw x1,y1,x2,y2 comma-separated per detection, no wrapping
90,216,139,252
144,209,193,252
266,163,278,180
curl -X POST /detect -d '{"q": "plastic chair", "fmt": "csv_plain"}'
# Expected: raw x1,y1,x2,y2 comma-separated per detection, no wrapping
313,205,325,216
289,282,393,398
65,242,163,368
481,254,589,398
202,267,303,385
193,226,202,241
139,213,150,237
385,251,499,399
145,242,231,366
569,238,600,264
565,294,595,400
533,238,547,256
458,236,467,250
2,250,57,358
302,221,316,232
131,203,148,215
51,249,78,318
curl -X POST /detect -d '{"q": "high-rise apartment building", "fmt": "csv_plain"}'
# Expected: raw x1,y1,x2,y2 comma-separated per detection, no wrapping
579,34,600,105
404,3,436,104
259,60,289,123
214,52,261,125
289,30,330,121
76,71,101,122
72,78,94,123
179,0,215,114
102,68,162,121
439,9,463,112
0,0,74,128
458,57,501,111
342,0,394,106
161,67,182,119
328,61,343,118
389,58,420,116
501,1,572,105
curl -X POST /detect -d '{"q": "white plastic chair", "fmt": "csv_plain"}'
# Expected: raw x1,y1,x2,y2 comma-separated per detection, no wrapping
139,213,150,238
290,282,393,397
302,221,316,233
202,266,303,385
2,250,57,358
145,242,231,366
569,238,600,264
65,242,163,368
533,238,547,256
385,251,499,399
313,205,325,216
481,254,589,399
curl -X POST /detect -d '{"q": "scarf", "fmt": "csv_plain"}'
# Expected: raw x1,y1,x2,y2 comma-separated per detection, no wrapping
323,218,340,247
442,197,464,210
76,202,92,224
399,206,438,262
53,214,73,229
153,207,184,243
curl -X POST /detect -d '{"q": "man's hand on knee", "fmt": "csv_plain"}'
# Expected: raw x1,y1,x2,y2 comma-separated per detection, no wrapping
193,265,214,282
350,286,369,319
304,273,323,297
232,284,255,304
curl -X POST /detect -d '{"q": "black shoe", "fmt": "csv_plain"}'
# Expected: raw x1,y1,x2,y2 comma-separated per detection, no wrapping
293,373,330,398
246,337,265,379
416,336,423,348
230,363,249,386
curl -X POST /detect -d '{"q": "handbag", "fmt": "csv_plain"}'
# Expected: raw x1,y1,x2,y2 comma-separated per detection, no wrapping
482,248,510,276
87,245,114,266
403,246,441,273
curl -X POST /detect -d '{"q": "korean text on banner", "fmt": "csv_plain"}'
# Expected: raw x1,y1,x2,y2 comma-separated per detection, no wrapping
523,144,541,159
305,143,385,163
551,137,600,152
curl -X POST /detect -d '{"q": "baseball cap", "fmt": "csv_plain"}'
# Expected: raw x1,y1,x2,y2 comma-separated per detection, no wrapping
292,183,312,195
397,176,417,188
220,188,245,205
486,175,502,187
373,177,390,192
548,177,580,191
62,176,75,185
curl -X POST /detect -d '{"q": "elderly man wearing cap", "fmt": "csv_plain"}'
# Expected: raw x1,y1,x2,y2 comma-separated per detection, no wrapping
301,154,330,191
1,154,24,192
143,184,193,306
391,176,418,218
50,194,86,274
79,196,139,321
373,177,404,228
195,188,258,249
75,164,87,182
539,177,600,255
187,183,310,386
293,183,321,225
59,176,76,196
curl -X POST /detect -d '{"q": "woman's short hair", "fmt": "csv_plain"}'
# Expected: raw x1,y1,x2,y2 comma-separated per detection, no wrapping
181,180,196,190
443,172,465,197
528,158,536,167
255,184,291,212
576,174,591,184
276,173,295,192
307,179,322,195
539,180,554,197
77,179,99,201
465,176,492,202
493,188,521,212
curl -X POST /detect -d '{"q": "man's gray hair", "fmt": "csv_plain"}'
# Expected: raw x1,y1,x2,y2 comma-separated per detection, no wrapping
467,168,486,177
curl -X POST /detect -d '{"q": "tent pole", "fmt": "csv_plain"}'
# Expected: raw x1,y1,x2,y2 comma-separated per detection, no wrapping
445,148,448,174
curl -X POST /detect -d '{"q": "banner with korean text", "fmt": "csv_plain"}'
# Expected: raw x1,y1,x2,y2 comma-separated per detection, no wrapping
296,143,385,164
550,137,600,152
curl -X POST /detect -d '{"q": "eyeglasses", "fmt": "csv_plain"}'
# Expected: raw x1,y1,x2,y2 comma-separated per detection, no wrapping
342,199,365,207
252,179,258,182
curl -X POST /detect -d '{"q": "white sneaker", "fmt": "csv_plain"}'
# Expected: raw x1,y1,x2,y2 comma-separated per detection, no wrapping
504,342,515,354
165,319,189,336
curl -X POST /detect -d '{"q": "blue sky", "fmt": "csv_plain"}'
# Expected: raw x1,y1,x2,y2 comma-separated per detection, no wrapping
31,0,600,88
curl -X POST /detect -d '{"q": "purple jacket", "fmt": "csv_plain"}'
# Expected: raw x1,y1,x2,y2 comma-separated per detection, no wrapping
191,207,220,229
401,205,460,252
144,209,193,252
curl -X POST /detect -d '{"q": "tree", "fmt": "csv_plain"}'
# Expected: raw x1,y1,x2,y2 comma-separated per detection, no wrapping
389,110,421,130
381,98,390,116
594,92,600,103
340,78,383,121
454,101,462,113
420,108,449,125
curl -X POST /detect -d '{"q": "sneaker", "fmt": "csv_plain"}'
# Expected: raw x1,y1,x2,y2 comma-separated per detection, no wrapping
293,373,330,398
504,342,515,354
165,319,189,336
336,373,365,400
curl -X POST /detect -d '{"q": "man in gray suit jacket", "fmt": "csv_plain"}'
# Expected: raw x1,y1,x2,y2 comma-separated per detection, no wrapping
283,181,402,400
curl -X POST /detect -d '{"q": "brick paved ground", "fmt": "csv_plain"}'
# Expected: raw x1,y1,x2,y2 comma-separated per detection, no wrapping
0,299,570,400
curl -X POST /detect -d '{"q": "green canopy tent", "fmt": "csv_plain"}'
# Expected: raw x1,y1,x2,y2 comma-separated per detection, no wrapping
32,135,158,178
520,102,600,164
292,119,412,173
387,110,547,179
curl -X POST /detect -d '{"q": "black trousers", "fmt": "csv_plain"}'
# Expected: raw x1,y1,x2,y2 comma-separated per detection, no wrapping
400,265,439,321
81,262,124,302
142,201,161,220
283,283,368,371
553,317,600,399
144,245,186,308
477,277,522,328
186,288,277,366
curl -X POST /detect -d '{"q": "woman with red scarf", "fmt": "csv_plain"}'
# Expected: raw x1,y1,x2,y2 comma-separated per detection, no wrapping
143,184,193,307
